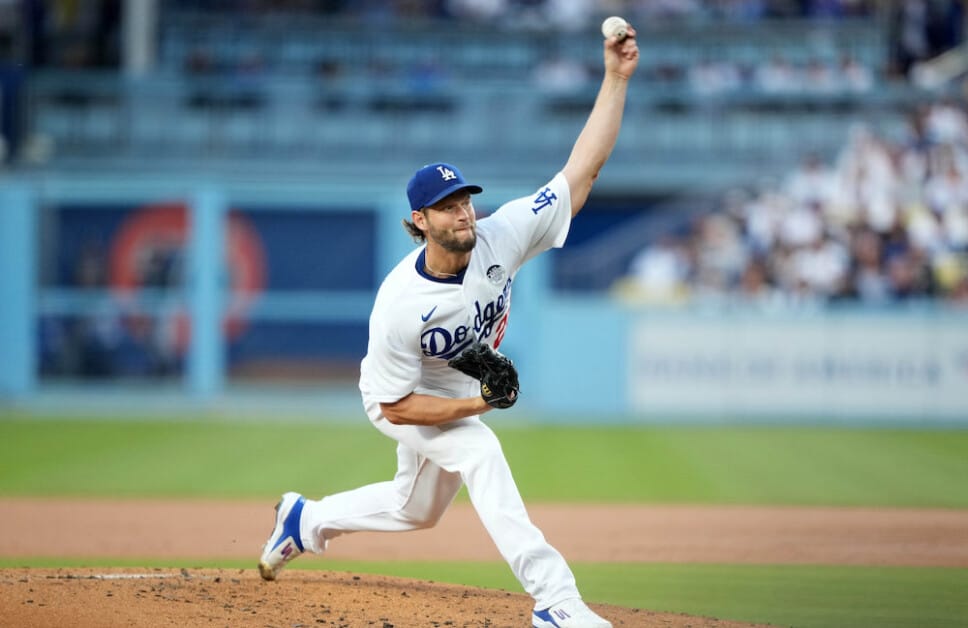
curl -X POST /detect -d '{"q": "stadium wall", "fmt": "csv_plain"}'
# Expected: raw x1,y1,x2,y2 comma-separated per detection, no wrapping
1,175,966,425
518,297,968,424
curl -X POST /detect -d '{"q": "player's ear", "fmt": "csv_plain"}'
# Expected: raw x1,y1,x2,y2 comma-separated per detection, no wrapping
412,209,428,231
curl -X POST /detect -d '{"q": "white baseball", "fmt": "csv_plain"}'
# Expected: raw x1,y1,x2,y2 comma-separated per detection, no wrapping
601,16,628,41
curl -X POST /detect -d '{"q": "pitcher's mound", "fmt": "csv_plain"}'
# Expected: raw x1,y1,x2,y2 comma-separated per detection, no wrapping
1,567,771,627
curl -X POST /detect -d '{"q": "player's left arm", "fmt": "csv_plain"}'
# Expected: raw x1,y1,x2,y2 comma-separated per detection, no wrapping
561,27,639,217
380,393,492,426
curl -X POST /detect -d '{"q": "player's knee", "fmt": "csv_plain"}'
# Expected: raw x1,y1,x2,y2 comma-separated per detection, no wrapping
400,508,444,529
463,431,505,466
395,498,447,529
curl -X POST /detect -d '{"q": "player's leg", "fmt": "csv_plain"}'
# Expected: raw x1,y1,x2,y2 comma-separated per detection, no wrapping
259,428,463,581
378,416,581,611
299,441,463,552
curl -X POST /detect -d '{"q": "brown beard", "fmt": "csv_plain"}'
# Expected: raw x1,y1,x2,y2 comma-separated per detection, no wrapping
428,224,476,253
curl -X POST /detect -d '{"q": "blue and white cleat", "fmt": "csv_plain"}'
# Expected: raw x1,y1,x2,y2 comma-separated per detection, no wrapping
532,598,612,628
257,492,306,581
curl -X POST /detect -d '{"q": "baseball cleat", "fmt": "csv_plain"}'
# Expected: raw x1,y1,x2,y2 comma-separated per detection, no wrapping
257,491,306,581
532,598,612,628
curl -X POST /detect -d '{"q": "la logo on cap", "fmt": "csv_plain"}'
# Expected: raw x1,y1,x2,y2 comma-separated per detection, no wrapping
406,162,483,211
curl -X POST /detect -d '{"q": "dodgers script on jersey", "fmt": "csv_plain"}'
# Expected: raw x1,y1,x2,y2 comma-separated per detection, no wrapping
359,172,572,411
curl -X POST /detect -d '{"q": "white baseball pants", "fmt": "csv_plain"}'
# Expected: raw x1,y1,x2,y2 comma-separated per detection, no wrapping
297,409,579,609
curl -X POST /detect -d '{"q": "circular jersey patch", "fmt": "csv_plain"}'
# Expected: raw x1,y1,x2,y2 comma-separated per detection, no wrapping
486,264,507,286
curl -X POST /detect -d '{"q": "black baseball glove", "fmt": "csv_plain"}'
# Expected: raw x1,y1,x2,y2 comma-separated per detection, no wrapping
447,342,519,409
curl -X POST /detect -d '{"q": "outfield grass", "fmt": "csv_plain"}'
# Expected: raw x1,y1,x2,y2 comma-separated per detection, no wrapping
2,415,967,627
2,417,968,506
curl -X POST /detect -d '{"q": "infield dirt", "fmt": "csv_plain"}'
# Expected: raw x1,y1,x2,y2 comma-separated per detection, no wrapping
2,499,967,627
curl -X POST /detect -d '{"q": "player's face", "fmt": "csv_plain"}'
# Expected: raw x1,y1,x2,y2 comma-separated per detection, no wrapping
421,192,477,253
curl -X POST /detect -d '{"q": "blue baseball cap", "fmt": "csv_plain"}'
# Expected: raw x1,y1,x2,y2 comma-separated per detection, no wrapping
407,163,483,212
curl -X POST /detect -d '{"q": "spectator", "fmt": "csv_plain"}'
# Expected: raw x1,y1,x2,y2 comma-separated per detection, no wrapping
742,189,787,254
924,98,968,145
783,153,837,207
753,54,800,93
791,231,849,297
924,160,968,215
532,54,590,93
735,255,784,309
838,53,874,92
844,226,892,303
778,199,825,249
626,235,692,303
446,0,509,23
688,57,742,97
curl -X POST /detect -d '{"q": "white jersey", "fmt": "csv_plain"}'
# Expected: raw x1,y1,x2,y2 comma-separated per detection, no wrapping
360,172,572,407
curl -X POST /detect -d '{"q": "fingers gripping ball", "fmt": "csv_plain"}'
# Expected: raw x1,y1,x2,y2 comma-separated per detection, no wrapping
601,16,629,41
448,342,520,409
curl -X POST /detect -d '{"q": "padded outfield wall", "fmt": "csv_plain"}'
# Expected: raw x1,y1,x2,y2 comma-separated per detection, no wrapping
1,175,966,424
527,300,968,423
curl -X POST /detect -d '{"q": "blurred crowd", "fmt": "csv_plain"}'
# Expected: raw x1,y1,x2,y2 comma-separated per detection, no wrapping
2,1,946,66
161,0,876,23
2,0,957,92
677,53,875,97
163,0,878,25
620,98,968,308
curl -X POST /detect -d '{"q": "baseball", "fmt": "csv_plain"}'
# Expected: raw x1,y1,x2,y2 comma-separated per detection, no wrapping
601,16,628,41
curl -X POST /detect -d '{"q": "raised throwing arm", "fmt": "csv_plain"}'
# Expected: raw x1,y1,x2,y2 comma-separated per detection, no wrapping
562,24,640,216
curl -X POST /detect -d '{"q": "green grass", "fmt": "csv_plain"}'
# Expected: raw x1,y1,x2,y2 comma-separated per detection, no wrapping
500,424,968,506
0,417,398,498
1,417,967,507
2,557,965,628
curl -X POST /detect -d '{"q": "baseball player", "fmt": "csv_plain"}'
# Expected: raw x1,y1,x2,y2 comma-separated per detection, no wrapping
259,24,639,628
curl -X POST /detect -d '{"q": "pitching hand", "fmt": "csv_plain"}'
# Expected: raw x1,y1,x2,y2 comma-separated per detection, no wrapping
604,24,639,80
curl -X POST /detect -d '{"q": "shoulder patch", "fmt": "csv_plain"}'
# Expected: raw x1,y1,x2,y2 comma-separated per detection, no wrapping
531,186,557,215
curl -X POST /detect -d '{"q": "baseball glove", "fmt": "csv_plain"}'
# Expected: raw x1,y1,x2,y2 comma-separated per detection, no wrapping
447,342,519,409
